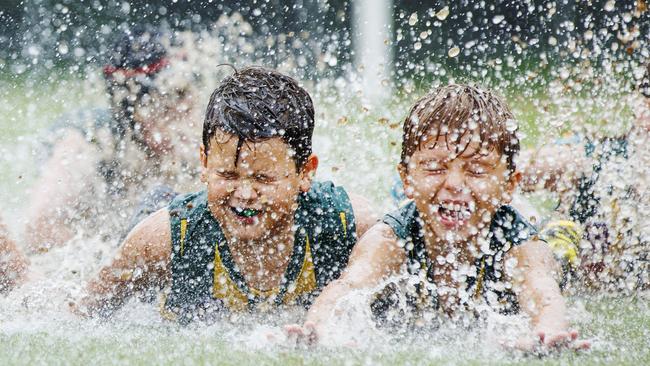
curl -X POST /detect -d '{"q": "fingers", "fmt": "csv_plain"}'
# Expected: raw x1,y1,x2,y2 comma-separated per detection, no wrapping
502,330,591,356
283,322,318,347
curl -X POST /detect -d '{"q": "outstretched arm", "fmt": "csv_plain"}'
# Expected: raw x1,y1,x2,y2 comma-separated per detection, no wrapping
73,208,172,317
0,219,28,293
518,144,588,193
287,222,405,344
507,240,589,351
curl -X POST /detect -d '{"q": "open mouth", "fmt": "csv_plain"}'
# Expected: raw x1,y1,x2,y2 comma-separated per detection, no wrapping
230,207,261,224
436,201,473,228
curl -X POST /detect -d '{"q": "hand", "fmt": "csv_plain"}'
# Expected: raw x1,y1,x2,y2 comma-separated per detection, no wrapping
284,321,319,347
502,329,591,355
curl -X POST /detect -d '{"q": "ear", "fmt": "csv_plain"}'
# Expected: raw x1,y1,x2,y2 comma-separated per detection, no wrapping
503,170,521,203
200,144,208,183
397,163,413,199
298,154,319,192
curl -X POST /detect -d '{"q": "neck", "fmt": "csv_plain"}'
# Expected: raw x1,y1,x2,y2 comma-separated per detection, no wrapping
226,224,296,292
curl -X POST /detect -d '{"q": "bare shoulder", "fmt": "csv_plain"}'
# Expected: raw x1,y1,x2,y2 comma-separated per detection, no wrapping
344,221,406,281
347,193,379,238
121,208,172,264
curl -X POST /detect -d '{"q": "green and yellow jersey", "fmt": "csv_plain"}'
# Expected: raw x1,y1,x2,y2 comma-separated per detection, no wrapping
375,201,537,319
162,181,356,323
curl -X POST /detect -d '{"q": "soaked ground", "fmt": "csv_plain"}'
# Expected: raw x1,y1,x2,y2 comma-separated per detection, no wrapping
1,77,648,365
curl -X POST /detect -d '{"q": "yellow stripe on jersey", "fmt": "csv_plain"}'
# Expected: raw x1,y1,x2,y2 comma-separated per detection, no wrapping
474,258,486,299
179,218,188,256
284,234,317,305
212,242,249,312
339,212,348,238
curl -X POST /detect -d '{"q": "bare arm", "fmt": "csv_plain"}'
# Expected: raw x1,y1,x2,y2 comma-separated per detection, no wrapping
506,240,589,351
518,144,589,193
509,240,567,333
299,223,406,338
0,219,28,293
348,193,378,239
25,130,101,252
74,208,172,317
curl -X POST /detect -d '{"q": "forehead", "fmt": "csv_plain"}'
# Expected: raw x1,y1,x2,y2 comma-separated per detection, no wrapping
208,131,294,167
415,133,501,161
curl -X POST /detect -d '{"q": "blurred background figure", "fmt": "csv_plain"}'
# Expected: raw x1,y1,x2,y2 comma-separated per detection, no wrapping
24,26,201,253
520,61,650,292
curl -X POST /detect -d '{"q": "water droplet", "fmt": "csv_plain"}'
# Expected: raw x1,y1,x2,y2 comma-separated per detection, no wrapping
492,15,504,24
445,253,456,264
448,46,460,58
408,12,418,26
435,6,449,20
604,0,615,11
505,119,517,132
414,42,422,51
548,36,558,46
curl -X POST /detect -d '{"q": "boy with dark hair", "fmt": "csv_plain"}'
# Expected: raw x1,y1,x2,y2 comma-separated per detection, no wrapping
73,67,375,322
288,85,587,351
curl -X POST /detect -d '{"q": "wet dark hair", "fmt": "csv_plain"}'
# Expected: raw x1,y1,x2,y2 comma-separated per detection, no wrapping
103,26,168,145
400,84,519,173
203,66,315,170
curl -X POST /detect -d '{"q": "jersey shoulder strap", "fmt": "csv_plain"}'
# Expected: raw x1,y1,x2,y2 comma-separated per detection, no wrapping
296,181,357,287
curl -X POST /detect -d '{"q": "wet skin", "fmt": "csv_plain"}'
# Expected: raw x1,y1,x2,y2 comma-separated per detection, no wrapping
399,133,518,255
200,131,316,245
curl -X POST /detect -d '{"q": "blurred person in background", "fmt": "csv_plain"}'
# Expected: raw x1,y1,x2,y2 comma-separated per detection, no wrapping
24,26,202,253
519,61,650,291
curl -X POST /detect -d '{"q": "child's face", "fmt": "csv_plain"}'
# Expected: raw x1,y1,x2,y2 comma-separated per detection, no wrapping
400,133,518,245
201,132,315,242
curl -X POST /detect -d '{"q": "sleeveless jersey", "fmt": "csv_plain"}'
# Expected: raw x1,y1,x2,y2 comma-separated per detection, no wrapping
163,181,356,323
378,201,537,316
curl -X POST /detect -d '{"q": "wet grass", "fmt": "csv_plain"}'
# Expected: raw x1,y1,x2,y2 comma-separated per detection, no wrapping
0,296,648,365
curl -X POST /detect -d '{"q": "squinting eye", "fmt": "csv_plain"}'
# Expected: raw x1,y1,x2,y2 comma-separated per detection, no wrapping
423,162,445,174
467,165,487,176
254,174,276,184
216,171,237,180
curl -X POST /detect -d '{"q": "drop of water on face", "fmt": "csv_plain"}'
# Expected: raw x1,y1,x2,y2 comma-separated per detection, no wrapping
435,6,449,20
445,253,456,264
408,12,418,26
492,15,504,24
436,255,446,265
448,46,460,58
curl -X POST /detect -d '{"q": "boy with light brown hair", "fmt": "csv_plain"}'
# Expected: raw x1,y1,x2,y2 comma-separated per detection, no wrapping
288,84,588,352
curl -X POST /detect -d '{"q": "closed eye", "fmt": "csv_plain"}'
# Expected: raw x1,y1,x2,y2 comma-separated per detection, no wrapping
216,171,238,180
254,174,276,184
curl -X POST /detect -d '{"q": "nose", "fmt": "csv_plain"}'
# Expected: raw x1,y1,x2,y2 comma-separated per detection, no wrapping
233,180,258,201
442,166,465,193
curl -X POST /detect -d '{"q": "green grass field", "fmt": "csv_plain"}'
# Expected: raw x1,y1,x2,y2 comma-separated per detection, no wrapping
1,296,648,365
0,75,647,365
